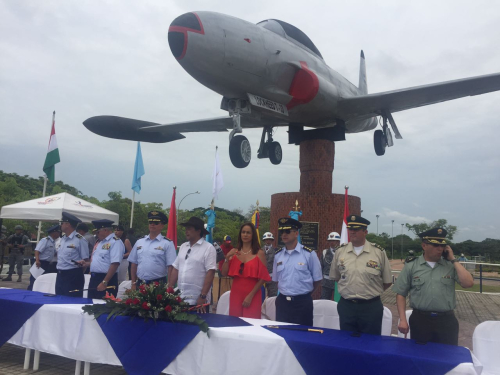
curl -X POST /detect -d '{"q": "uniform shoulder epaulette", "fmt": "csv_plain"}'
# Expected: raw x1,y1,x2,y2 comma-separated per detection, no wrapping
164,236,172,242
302,246,313,253
275,247,284,254
75,233,83,239
405,256,417,263
371,242,385,252
113,236,120,240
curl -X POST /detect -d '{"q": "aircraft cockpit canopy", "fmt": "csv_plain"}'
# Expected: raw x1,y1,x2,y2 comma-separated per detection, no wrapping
257,19,323,59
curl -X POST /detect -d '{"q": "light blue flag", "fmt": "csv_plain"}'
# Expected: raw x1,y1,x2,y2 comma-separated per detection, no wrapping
131,142,145,193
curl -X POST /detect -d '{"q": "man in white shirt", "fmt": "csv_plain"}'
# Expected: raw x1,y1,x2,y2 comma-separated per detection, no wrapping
168,217,216,313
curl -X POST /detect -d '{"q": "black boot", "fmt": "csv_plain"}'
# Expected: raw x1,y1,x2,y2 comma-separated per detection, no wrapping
2,275,13,281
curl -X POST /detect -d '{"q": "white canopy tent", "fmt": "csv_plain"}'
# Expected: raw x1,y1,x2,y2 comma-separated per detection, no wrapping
0,193,119,224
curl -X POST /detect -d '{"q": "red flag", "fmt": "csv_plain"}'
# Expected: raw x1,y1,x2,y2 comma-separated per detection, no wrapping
340,186,350,245
167,187,177,248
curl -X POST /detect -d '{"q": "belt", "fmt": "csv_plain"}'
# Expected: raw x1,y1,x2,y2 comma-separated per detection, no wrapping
91,272,107,277
413,309,454,317
280,293,311,301
342,296,381,304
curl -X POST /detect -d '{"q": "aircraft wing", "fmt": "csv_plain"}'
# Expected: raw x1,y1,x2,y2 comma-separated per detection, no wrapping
83,115,286,143
337,72,500,120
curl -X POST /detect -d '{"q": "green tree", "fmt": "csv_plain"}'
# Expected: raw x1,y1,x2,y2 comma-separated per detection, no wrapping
406,219,458,240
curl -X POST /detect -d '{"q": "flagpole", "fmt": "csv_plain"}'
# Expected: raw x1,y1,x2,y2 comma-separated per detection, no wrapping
130,190,135,229
36,175,48,242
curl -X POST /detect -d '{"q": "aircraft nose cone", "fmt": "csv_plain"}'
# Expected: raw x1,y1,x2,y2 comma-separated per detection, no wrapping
168,12,204,60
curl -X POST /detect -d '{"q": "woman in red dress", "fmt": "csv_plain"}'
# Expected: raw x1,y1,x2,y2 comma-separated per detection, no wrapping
221,222,271,318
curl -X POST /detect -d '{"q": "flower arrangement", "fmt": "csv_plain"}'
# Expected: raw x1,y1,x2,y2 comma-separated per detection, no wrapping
82,283,209,333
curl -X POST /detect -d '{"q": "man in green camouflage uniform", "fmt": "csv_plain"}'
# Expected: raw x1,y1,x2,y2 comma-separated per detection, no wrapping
320,232,340,300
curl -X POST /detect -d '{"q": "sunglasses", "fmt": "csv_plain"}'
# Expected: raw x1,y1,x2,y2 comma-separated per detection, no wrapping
185,248,191,260
148,221,161,225
279,229,296,235
239,262,245,275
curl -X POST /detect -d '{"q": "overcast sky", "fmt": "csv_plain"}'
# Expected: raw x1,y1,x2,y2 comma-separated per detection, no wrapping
1,0,499,242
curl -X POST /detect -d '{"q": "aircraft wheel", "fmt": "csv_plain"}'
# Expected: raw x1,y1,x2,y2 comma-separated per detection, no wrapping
374,130,386,156
269,141,282,165
229,135,251,168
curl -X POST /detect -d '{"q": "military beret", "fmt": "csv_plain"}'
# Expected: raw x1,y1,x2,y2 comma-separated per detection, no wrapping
61,212,82,227
92,219,115,230
418,228,447,245
278,217,302,230
148,211,168,224
346,215,370,229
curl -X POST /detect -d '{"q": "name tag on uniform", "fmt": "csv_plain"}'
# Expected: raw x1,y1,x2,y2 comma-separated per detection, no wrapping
277,261,283,266
298,262,305,265
136,246,142,250
67,244,76,249
154,246,164,251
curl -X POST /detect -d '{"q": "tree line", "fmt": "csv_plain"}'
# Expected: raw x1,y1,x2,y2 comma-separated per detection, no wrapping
0,171,498,261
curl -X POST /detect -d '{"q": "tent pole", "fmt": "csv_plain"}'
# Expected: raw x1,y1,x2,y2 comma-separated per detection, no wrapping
130,191,135,228
36,175,48,242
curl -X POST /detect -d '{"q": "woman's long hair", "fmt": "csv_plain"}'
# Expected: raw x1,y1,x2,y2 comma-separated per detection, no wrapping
237,222,260,255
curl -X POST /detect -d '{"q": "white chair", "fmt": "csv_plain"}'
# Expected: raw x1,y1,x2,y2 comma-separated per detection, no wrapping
32,273,57,294
397,310,413,339
381,306,393,336
313,300,340,329
83,274,91,298
261,296,277,321
117,259,129,285
216,291,230,315
473,321,500,374
117,280,132,300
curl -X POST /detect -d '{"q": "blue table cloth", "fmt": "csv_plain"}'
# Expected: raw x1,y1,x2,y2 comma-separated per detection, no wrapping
0,289,91,347
264,325,473,375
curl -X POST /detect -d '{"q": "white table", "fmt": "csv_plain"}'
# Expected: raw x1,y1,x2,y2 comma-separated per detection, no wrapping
7,303,480,375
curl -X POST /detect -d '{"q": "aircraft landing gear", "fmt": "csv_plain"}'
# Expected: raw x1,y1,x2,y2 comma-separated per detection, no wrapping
258,126,282,165
228,101,251,168
374,111,401,156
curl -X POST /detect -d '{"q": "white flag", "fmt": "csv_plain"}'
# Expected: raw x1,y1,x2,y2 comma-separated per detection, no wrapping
212,148,224,199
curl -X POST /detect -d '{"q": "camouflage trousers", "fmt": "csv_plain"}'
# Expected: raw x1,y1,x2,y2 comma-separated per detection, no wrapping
8,251,24,276
320,282,335,300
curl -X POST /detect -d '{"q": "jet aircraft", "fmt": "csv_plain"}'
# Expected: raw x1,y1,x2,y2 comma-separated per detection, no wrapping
84,11,500,168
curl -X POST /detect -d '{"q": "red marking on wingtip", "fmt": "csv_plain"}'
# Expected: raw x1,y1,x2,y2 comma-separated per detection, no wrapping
244,38,251,43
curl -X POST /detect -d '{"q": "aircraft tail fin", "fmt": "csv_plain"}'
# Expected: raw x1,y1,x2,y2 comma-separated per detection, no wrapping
358,50,368,95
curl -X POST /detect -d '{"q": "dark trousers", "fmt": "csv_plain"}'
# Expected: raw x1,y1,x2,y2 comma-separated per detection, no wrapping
276,293,313,326
320,284,335,300
27,260,57,291
55,268,85,297
136,276,167,287
409,310,459,346
88,272,118,299
338,296,383,335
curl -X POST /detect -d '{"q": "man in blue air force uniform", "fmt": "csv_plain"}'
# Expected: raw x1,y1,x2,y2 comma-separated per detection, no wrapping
27,224,60,290
129,211,177,289
79,219,124,299
273,217,322,326
56,212,89,297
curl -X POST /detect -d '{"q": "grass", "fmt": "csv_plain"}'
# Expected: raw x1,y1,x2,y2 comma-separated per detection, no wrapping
456,284,500,293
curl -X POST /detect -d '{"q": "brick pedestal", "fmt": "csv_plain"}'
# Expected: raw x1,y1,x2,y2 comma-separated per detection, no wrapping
270,139,361,298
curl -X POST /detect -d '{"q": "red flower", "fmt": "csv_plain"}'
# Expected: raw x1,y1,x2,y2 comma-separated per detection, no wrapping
125,298,132,305
154,281,160,286
164,305,172,312
132,298,140,305
166,287,174,294
176,296,182,302
142,302,150,310
139,285,146,291
140,289,147,295
157,294,163,301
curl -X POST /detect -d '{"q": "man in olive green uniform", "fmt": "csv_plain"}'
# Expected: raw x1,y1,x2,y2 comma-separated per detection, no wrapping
330,215,392,335
393,228,474,345
321,232,340,300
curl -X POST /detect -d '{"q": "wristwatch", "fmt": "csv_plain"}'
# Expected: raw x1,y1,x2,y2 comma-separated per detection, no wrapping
450,258,459,264
102,280,108,285
199,294,207,299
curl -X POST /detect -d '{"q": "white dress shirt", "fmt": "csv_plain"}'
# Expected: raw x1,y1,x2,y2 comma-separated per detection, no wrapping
173,238,216,305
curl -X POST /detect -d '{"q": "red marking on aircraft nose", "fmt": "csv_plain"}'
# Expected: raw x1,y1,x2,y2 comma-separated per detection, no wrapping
168,12,205,60
287,61,319,110
244,38,251,43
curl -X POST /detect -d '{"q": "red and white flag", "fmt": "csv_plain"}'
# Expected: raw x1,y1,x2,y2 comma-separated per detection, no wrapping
340,186,350,245
167,187,177,248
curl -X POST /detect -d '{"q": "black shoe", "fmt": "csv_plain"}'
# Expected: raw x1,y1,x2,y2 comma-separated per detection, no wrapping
17,276,22,282
2,276,12,281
